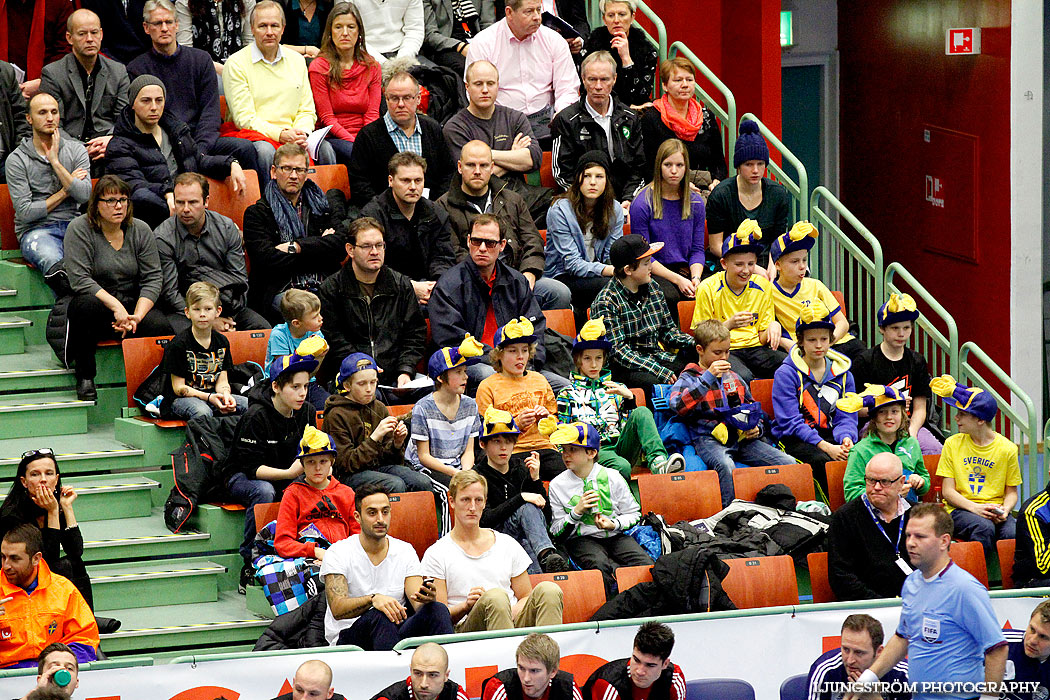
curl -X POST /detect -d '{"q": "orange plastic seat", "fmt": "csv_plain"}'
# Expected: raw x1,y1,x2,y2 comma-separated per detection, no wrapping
388,491,439,559
807,551,836,603
528,569,606,623
825,460,848,511
677,300,695,334
543,308,576,337
750,379,775,421
722,555,799,609
732,463,815,502
121,335,185,428
226,328,271,367
253,502,282,533
308,164,350,198
614,564,652,592
950,540,989,588
636,470,722,523
539,151,556,188
387,404,414,418
997,538,1016,589
206,170,261,230
0,184,15,253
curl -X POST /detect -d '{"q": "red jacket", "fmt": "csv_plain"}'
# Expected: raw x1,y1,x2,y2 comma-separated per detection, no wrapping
0,559,99,667
275,478,359,559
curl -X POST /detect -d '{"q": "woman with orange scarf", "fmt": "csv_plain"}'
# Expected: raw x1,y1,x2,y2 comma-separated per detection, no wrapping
639,57,727,196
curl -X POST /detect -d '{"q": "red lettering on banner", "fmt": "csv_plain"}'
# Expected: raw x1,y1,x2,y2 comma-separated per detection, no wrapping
465,665,498,699
560,654,609,687
87,696,121,700
167,685,240,700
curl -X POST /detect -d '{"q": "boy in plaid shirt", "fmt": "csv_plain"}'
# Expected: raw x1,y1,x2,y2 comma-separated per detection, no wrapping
590,235,697,403
669,319,794,506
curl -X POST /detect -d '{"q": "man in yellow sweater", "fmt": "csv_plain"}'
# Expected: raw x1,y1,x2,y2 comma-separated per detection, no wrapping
221,0,335,180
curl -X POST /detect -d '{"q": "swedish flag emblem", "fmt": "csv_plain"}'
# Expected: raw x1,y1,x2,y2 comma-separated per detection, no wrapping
968,468,986,494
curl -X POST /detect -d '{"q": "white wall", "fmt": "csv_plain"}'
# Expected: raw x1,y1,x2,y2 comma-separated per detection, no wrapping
780,0,837,55
1010,0,1043,429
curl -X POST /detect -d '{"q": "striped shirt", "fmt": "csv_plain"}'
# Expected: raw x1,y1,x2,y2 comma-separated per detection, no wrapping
406,394,481,469
806,647,910,700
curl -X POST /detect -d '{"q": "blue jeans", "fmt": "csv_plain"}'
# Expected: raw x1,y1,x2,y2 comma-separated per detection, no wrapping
226,471,278,561
693,435,796,507
344,465,431,493
19,221,69,272
498,502,554,574
533,276,572,311
171,393,249,421
326,134,354,167
336,600,453,650
951,509,1016,554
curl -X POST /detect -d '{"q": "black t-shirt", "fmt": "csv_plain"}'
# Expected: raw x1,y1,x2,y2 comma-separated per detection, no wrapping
850,345,932,402
706,177,792,259
161,327,233,415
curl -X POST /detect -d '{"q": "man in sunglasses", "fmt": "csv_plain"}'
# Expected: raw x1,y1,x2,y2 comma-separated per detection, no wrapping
429,213,568,393
827,453,913,601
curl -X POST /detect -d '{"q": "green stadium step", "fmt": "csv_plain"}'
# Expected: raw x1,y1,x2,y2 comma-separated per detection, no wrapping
245,584,276,619
0,260,54,309
0,391,92,438
97,591,269,655
80,507,211,562
0,315,30,355
0,426,149,478
114,416,187,467
0,474,160,520
89,557,227,610
0,344,125,394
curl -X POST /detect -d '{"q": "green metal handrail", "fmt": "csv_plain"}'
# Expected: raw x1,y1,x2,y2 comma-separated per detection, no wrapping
170,644,365,665
631,0,668,70
884,262,959,433
667,42,737,174
0,656,155,678
959,341,1040,499
809,187,884,347
740,112,808,223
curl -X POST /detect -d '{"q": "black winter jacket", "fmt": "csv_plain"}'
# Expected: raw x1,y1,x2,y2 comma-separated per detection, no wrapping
316,263,427,382
436,173,546,278
347,113,454,206
253,591,328,650
360,189,456,282
428,258,548,368
549,96,645,199
242,192,348,323
105,107,232,211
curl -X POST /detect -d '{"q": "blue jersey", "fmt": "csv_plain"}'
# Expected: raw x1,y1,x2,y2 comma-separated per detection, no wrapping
266,325,324,382
1004,629,1050,700
806,648,910,700
896,561,1007,700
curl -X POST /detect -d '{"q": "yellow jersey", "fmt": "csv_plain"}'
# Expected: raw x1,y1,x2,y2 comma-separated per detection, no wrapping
692,272,774,349
936,432,1022,512
771,277,856,344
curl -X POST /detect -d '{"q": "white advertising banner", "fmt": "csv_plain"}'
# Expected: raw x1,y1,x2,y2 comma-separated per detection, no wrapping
0,596,1043,700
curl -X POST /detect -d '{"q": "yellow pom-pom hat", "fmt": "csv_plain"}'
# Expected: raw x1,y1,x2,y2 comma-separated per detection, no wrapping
428,334,485,379
573,317,612,353
877,294,919,328
770,221,818,262
794,299,835,336
493,317,537,348
721,219,763,258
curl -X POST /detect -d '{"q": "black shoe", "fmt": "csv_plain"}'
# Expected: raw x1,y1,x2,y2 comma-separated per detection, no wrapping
540,549,570,573
238,562,254,594
75,378,97,402
95,616,122,634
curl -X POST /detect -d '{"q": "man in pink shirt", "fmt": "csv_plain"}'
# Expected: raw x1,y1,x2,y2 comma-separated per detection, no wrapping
465,0,579,147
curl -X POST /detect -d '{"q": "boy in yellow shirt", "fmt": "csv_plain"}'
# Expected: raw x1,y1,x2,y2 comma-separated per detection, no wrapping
932,374,1021,553
691,219,785,383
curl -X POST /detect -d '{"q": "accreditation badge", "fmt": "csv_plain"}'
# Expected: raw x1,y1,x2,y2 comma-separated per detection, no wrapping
922,616,940,643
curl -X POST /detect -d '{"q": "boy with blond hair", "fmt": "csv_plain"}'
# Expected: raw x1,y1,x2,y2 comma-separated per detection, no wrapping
267,289,330,408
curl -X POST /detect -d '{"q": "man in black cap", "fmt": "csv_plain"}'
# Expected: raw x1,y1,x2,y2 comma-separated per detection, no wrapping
590,233,697,401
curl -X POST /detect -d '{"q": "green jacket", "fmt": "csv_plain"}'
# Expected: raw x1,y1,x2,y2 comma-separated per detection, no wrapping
843,433,929,502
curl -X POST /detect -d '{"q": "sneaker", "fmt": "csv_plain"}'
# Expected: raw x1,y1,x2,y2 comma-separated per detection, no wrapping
238,562,254,594
144,395,163,417
651,453,686,474
539,549,571,573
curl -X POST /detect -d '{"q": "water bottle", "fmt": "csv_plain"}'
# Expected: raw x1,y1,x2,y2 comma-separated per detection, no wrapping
52,669,72,688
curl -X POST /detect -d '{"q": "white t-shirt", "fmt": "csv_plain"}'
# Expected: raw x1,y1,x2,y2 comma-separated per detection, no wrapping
421,531,533,607
318,535,422,645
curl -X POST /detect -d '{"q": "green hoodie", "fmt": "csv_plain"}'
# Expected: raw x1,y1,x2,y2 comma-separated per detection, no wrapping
843,432,929,502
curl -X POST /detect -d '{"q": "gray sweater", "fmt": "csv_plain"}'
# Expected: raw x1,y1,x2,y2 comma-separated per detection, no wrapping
64,214,163,302
4,132,92,237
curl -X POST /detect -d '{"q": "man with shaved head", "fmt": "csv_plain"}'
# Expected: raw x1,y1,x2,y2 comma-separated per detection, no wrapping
827,452,914,600
270,660,345,700
39,9,130,170
436,140,569,310
370,643,468,700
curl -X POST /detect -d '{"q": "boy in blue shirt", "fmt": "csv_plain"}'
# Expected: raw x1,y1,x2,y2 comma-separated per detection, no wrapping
266,289,330,409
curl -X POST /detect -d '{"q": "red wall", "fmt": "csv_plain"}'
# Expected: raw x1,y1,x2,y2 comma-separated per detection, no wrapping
641,0,782,136
838,2,1012,368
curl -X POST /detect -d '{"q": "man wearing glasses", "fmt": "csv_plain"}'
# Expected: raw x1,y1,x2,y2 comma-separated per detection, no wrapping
429,213,568,392
361,152,456,306
347,70,453,207
827,453,914,601
242,142,347,325
316,217,427,401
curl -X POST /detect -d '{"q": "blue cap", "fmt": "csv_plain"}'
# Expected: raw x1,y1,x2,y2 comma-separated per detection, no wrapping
548,421,601,450
268,353,319,382
336,352,379,385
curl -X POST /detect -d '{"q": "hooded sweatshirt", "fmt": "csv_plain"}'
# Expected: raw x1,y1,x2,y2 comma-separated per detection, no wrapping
5,132,91,237
322,393,407,481
274,476,359,559
771,346,858,446
226,384,315,481
843,432,928,502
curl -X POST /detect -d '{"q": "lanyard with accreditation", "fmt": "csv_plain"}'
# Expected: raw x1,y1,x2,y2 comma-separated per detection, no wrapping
867,499,914,575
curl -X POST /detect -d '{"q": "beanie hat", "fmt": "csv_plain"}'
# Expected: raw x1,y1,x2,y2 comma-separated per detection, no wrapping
547,421,601,450
574,150,613,180
930,375,998,422
770,221,818,262
836,384,905,415
129,74,166,101
268,353,319,382
734,119,769,168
